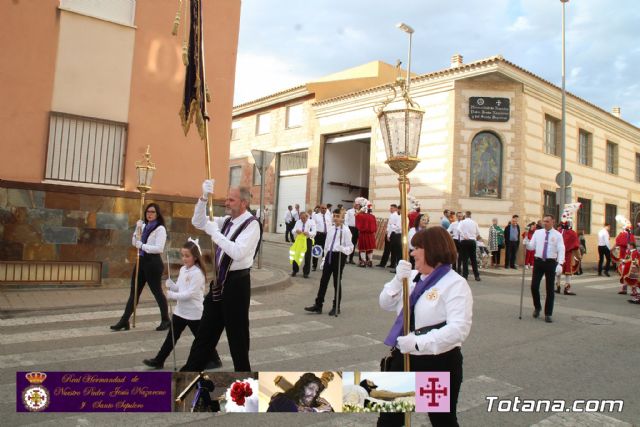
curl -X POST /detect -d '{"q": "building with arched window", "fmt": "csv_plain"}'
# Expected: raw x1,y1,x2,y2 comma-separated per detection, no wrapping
229,54,640,263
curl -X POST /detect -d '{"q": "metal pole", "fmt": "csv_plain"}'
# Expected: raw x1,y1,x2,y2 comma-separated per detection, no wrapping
166,250,177,371
406,32,412,93
399,171,410,371
133,192,145,328
560,0,568,208
519,259,526,319
258,162,266,269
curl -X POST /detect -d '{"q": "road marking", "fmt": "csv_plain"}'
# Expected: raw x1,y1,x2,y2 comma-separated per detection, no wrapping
0,309,294,345
585,283,622,290
475,294,640,327
572,276,614,284
531,412,631,426
457,375,522,413
0,320,331,369
0,299,263,327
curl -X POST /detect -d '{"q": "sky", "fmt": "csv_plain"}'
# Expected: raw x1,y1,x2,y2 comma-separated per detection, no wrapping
233,0,640,127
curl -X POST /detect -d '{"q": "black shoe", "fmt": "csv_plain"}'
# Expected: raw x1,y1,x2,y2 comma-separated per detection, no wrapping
564,290,576,296
304,304,322,314
555,286,561,294
604,272,610,277
204,358,223,370
328,307,340,316
376,264,386,268
533,309,540,319
156,320,171,331
474,276,481,282
303,274,309,279
143,358,164,369
348,260,355,264
628,299,640,305
312,267,317,271
598,272,602,276
390,269,396,274
291,272,297,277
110,319,130,331
544,316,553,323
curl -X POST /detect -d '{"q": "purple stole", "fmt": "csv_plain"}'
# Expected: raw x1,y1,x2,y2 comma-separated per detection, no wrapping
210,215,258,301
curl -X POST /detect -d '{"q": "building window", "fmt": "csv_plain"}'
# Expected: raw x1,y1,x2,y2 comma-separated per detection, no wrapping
636,153,640,182
470,132,502,198
606,141,618,174
577,198,591,234
605,204,617,230
631,202,640,235
578,130,592,166
253,164,262,186
544,115,560,156
256,112,271,135
231,120,241,140
45,112,127,187
543,190,559,220
229,166,242,187
286,103,303,128
280,150,308,173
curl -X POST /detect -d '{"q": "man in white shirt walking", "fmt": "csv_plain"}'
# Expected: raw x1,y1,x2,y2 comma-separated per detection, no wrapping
458,211,481,281
525,214,565,323
345,200,361,264
447,211,465,273
284,205,295,243
597,223,611,277
312,205,332,271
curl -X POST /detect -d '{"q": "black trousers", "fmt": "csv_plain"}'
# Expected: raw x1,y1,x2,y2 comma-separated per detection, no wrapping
312,232,327,269
348,226,359,262
314,252,346,308
155,314,200,364
453,240,463,273
505,241,519,268
598,246,611,274
459,240,479,279
531,258,557,316
491,244,504,265
293,238,313,275
121,254,168,322
285,221,295,242
181,271,251,372
378,347,463,427
379,237,391,267
389,233,402,268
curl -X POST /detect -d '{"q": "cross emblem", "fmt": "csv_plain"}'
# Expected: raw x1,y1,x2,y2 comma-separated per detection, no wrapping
419,377,448,407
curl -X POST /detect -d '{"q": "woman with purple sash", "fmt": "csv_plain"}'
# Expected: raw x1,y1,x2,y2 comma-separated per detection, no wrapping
110,203,170,332
378,227,473,427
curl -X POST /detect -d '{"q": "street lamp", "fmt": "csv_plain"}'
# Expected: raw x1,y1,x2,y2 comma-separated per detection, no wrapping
559,0,569,208
376,23,424,374
133,145,156,328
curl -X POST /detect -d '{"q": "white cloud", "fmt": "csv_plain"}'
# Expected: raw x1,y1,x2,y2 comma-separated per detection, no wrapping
508,16,533,32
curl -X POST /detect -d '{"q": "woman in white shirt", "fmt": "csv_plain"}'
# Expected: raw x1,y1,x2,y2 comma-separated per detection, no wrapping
143,239,206,369
408,213,430,268
379,226,473,427
111,203,170,332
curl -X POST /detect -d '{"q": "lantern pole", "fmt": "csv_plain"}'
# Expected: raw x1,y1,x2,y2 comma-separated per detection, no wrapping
133,146,155,328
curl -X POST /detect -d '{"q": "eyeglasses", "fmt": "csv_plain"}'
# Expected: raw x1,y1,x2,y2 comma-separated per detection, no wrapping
146,210,157,214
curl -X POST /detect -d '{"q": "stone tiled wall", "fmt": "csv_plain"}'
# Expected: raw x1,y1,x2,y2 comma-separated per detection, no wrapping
0,184,223,286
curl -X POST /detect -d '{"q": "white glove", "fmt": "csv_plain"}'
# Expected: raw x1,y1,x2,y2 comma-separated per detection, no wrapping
522,238,529,246
201,179,215,199
165,278,175,289
204,220,219,236
397,333,418,354
555,264,563,275
319,257,325,270
395,260,412,282
167,290,177,300
136,220,144,229
134,241,143,249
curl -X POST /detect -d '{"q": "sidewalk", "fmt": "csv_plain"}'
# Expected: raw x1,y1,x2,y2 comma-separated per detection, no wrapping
0,265,290,316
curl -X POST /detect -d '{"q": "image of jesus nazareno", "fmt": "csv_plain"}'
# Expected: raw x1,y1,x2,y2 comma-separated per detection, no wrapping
265,372,338,412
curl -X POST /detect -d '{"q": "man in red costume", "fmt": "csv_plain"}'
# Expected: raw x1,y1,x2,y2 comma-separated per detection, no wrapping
618,242,639,303
556,204,582,295
355,201,377,267
615,224,636,294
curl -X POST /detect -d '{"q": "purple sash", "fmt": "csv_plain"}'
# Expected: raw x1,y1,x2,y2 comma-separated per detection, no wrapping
139,220,159,256
384,264,451,346
210,215,258,301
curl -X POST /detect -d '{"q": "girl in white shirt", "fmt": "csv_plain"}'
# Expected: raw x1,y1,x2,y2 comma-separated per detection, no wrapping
143,239,206,369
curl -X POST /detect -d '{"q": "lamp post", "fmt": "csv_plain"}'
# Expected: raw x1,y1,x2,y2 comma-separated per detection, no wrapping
377,21,424,373
133,145,156,328
560,0,569,208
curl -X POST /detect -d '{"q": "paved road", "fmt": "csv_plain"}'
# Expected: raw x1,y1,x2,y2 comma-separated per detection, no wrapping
2,240,637,426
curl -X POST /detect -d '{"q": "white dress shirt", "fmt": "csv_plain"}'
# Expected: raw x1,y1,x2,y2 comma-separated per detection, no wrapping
323,224,354,256
192,200,261,271
313,212,330,233
131,224,167,254
458,218,480,240
379,269,473,355
294,219,317,239
167,265,205,320
345,208,357,228
447,221,462,240
292,209,299,221
598,228,611,248
284,209,293,223
526,228,565,263
387,212,401,237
